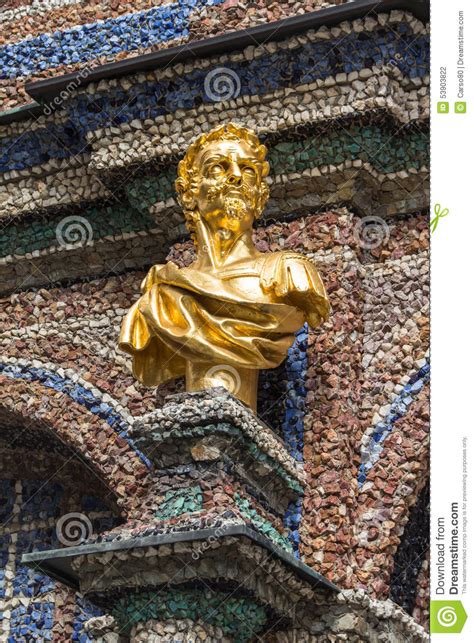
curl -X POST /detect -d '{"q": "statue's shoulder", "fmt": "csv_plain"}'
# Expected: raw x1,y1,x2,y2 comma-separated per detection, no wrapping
259,251,316,288
259,251,329,324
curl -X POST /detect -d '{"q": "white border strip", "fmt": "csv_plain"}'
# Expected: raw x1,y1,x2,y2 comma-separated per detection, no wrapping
431,0,473,637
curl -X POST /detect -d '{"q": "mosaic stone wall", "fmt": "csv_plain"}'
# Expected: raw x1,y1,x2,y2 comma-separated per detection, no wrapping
0,2,429,640
0,206,430,637
0,443,120,641
0,0,346,111
0,8,429,298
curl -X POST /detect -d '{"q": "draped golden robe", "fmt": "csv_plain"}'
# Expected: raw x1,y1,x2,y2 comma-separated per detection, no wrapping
118,251,329,387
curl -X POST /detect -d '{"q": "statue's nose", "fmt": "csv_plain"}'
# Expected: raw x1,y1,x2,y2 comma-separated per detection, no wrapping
227,163,242,185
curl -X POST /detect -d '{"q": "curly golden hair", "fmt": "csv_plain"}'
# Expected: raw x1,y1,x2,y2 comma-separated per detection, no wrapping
175,123,270,240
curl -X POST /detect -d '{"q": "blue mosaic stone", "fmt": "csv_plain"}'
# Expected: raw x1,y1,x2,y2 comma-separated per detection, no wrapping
14,531,57,598
358,360,430,486
279,325,310,555
9,602,55,640
20,480,63,524
0,1,226,80
0,535,9,599
1,477,119,639
0,25,428,175
284,497,302,558
73,595,103,642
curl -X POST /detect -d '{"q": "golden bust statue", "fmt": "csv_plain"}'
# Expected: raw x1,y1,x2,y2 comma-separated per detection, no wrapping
119,123,329,409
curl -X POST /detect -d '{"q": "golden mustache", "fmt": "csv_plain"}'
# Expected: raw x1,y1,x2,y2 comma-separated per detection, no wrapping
207,183,255,204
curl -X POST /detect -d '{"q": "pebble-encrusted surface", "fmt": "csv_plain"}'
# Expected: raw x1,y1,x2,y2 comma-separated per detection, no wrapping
117,388,305,555
273,589,429,641
0,205,430,637
0,444,120,642
69,532,428,640
0,9,429,303
115,588,268,642
0,1,344,111
133,388,306,486
130,618,232,643
0,10,428,223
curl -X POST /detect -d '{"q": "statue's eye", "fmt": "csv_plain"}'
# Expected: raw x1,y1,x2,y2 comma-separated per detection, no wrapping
243,166,256,176
208,162,226,176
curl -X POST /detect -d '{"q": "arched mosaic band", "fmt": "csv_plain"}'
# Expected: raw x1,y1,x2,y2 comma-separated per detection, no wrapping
0,359,149,466
359,357,430,485
353,385,429,600
0,373,151,514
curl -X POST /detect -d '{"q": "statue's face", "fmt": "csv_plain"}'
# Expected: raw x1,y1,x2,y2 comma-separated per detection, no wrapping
194,139,262,236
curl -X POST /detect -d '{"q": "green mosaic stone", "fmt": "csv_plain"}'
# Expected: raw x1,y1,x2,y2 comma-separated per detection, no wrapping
112,587,268,642
234,493,293,553
155,485,203,520
0,125,428,260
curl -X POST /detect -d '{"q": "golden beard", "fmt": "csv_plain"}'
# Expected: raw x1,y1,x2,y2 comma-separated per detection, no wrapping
205,184,255,220
223,195,248,220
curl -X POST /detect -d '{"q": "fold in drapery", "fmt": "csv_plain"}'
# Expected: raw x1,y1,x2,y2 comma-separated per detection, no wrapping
119,253,329,387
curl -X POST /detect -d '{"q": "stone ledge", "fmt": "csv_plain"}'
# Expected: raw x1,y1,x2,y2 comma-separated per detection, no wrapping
22,525,337,594
22,531,427,641
132,388,306,495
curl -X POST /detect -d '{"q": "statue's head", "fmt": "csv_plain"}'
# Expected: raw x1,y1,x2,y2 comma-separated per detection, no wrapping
175,123,270,242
